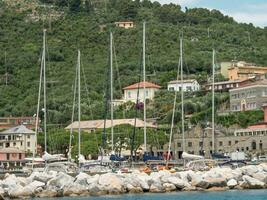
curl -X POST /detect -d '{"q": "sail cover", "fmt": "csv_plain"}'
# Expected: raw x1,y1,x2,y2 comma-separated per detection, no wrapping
182,152,204,160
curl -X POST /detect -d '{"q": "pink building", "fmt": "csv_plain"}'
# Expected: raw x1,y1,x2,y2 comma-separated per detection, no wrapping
0,148,25,168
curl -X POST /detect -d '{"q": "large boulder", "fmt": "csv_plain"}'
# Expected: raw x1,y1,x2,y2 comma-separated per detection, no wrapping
10,180,45,198
74,172,91,186
205,177,227,188
87,174,100,185
227,179,238,189
29,171,56,183
191,175,209,189
47,172,74,189
88,182,107,196
242,175,265,189
63,182,89,196
98,173,124,194
163,176,190,189
163,183,176,192
241,165,259,176
252,172,267,183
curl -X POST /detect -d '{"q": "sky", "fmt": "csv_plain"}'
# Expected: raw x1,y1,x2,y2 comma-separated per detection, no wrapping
154,0,267,27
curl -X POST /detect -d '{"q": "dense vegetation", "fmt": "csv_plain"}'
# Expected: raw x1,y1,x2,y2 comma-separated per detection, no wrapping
0,0,266,155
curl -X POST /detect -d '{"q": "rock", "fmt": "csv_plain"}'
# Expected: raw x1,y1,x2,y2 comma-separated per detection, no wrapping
88,182,107,196
182,185,197,191
9,180,45,198
227,179,238,189
47,172,74,189
63,183,89,196
75,172,91,186
87,174,100,185
2,174,18,190
206,177,227,188
252,172,267,183
149,182,165,193
241,165,259,176
29,171,56,183
191,175,209,189
259,163,267,172
164,176,190,189
206,186,228,191
127,186,143,194
163,183,176,192
242,175,265,189
98,173,124,195
36,188,59,198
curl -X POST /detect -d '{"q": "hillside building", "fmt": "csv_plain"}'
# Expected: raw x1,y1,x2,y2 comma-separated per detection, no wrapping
123,81,161,103
227,61,267,81
65,118,157,133
167,79,200,92
115,21,134,29
0,125,36,154
229,79,267,112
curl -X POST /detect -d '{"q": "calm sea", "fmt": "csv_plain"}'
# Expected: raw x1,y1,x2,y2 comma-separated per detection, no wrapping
37,190,267,200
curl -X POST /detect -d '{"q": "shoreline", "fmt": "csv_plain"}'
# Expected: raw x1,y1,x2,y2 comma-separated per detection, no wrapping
0,163,267,198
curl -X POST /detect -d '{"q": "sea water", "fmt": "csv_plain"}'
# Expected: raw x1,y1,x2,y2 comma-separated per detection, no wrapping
37,190,267,200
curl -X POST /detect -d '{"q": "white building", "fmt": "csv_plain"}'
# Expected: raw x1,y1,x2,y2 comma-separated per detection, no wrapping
123,81,161,103
0,125,36,154
167,79,200,92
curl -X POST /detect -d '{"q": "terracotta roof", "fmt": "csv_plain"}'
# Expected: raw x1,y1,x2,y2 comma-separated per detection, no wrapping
123,81,161,90
0,148,25,153
65,118,157,130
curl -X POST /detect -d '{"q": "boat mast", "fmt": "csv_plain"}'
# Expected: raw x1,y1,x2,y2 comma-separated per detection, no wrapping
143,21,147,152
110,32,114,152
43,29,47,154
212,49,215,153
68,64,78,161
180,35,185,153
78,50,81,162
33,29,45,163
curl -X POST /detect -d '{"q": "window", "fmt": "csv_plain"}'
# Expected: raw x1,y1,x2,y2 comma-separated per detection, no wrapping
21,142,22,146
228,141,232,146
188,142,192,147
13,142,16,147
19,153,22,160
169,87,174,91
210,141,212,147
27,142,30,147
235,140,238,144
27,135,30,139
246,147,249,151
7,153,10,160
179,87,182,91
146,90,149,97
186,86,191,91
219,141,223,146
128,91,131,98
6,143,10,148
177,143,181,147
199,142,203,147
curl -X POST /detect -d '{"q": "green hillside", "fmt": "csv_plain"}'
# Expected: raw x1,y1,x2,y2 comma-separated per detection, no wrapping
0,0,267,128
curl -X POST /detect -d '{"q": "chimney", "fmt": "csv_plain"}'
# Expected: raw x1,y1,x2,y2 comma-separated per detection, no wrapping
262,104,267,123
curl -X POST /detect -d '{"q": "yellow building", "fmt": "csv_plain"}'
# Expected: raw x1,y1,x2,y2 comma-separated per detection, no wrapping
114,21,134,29
228,61,267,81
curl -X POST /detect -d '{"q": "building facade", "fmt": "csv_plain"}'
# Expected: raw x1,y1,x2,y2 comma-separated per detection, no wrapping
228,61,267,81
115,21,134,29
167,79,200,92
205,80,244,92
229,79,267,112
123,81,161,103
0,148,25,168
0,125,36,154
166,124,267,160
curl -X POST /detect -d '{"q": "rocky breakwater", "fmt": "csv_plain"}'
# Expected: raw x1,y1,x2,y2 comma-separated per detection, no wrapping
1,163,267,198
